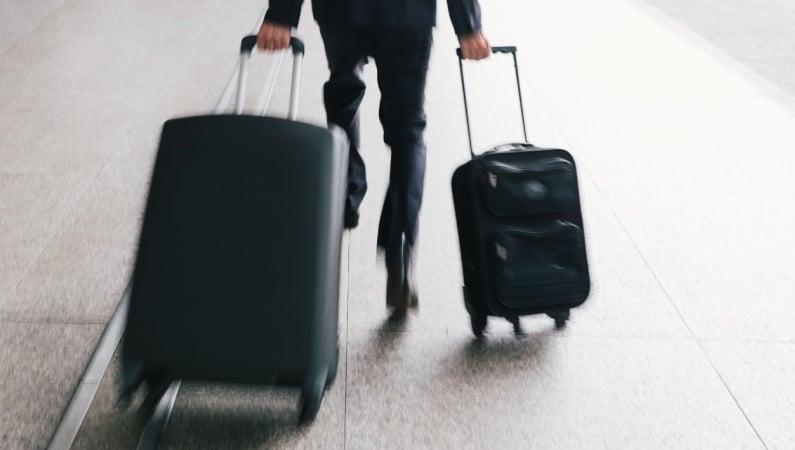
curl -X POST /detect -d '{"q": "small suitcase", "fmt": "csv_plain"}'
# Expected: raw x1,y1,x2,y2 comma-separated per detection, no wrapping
451,47,590,337
121,36,348,424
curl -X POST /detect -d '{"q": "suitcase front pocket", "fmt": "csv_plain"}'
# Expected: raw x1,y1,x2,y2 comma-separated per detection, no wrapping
490,221,588,309
480,157,577,216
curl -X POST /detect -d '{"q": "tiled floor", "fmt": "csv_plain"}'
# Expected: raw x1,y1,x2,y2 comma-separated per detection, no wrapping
1,0,794,448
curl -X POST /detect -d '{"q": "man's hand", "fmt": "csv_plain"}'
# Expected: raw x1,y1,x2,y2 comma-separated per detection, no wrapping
459,30,490,60
257,21,291,51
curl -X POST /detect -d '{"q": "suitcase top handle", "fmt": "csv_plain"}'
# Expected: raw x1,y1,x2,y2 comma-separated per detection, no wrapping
456,46,528,159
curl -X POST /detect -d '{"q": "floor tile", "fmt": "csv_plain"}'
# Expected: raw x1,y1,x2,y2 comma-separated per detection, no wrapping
0,0,69,54
0,92,134,175
0,174,87,301
554,110,795,197
0,322,103,450
6,175,139,323
609,192,795,341
345,330,763,449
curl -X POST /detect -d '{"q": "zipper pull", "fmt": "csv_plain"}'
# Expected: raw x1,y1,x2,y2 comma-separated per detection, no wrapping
496,243,507,260
488,171,497,189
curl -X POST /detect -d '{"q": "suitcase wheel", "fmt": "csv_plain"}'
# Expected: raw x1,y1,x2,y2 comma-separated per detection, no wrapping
464,285,488,338
299,393,321,425
299,370,327,425
507,316,525,337
140,374,172,418
470,313,488,338
547,310,570,329
117,358,146,409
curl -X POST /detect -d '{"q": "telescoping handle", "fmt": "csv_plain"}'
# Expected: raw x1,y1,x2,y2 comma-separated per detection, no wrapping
236,35,305,120
456,46,528,159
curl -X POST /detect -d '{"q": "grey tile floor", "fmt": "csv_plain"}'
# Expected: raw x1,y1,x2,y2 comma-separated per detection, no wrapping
1,0,794,448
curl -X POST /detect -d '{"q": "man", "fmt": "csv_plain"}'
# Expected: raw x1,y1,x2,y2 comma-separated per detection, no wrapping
258,0,489,316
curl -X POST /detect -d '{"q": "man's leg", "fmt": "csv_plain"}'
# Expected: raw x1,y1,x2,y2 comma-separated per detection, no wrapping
372,30,432,249
372,29,433,312
319,26,370,227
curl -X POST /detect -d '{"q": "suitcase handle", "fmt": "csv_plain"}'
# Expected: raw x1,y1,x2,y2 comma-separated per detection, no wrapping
456,46,528,159
235,35,305,120
455,46,516,57
239,35,305,55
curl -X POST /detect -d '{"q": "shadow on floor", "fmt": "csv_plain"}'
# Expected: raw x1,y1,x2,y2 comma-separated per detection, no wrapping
159,384,317,450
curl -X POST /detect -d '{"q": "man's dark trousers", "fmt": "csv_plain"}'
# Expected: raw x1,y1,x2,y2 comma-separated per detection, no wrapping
320,25,432,250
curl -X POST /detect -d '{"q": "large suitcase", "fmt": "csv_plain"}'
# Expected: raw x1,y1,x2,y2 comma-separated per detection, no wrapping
452,46,590,337
121,36,348,424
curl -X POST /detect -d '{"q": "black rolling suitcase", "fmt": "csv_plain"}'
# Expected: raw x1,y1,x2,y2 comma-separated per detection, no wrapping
452,46,590,337
121,36,348,424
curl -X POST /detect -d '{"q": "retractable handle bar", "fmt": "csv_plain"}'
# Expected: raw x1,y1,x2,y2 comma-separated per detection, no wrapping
236,35,305,119
456,46,529,159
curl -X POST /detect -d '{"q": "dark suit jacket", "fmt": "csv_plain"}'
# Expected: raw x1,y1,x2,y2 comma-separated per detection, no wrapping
265,0,482,36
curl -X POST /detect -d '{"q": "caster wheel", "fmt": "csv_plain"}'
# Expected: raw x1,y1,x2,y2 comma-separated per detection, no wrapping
470,313,487,338
547,310,570,329
299,372,326,425
118,359,146,409
507,316,525,336
299,395,321,425
325,346,340,388
141,374,172,418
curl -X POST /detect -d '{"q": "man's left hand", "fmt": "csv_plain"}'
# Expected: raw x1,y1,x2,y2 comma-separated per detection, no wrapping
459,30,490,60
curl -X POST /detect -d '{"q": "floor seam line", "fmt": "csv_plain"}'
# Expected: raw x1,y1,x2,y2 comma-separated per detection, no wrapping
606,208,698,339
699,338,795,345
47,283,130,449
0,319,109,326
600,189,769,448
343,232,351,450
696,339,769,449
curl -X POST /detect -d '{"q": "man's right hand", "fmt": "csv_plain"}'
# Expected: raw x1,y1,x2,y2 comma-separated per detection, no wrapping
257,21,291,51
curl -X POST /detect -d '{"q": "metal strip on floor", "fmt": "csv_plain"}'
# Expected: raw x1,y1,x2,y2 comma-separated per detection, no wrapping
48,283,131,450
